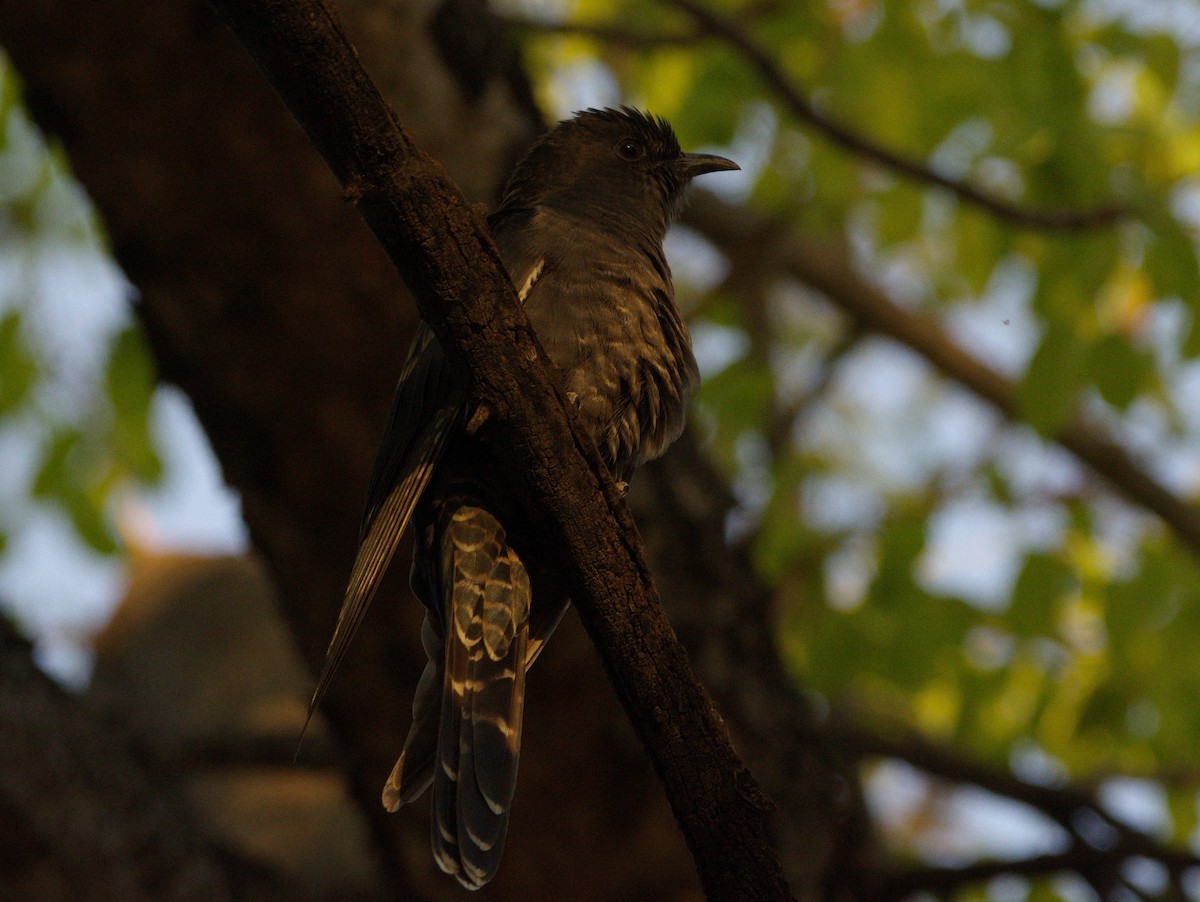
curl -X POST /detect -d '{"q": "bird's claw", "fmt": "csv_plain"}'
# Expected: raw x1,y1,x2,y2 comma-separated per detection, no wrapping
466,404,491,435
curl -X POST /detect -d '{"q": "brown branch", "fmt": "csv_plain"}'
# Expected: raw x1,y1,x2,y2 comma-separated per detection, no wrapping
878,838,1200,900
202,1,791,898
668,0,1127,232
684,192,1200,559
877,849,1129,901
832,720,1122,838
831,719,1200,898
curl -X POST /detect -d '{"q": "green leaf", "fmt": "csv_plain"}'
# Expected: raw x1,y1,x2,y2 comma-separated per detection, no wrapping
1076,681,1127,735
1008,553,1073,637
1142,35,1181,93
753,453,815,580
1088,334,1153,410
673,52,754,148
955,209,1005,296
874,183,925,248
1167,786,1198,843
105,325,162,483
32,428,83,500
1018,318,1087,434
1145,216,1200,304
67,490,118,555
1144,217,1200,356
0,311,36,414
32,428,118,555
697,354,773,469
0,63,20,154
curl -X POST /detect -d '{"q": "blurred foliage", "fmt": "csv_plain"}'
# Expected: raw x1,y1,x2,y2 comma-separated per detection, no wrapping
0,58,161,561
515,0,1200,892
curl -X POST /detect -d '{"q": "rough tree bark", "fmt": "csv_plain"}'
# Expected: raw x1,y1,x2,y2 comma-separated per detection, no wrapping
0,0,869,898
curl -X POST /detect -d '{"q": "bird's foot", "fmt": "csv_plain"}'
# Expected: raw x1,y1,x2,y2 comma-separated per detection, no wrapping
466,403,491,435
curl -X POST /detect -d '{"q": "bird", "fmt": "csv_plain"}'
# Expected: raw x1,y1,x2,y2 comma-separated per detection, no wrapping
305,107,738,889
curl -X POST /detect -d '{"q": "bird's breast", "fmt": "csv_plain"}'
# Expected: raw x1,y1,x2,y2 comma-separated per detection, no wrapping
523,252,696,478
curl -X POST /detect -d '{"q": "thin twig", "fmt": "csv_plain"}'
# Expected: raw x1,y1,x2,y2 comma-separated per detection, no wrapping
668,0,1127,232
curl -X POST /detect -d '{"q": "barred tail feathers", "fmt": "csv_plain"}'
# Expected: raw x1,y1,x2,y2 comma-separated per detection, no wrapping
428,507,531,889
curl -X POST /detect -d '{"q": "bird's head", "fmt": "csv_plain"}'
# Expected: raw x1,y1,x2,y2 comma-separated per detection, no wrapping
498,107,738,238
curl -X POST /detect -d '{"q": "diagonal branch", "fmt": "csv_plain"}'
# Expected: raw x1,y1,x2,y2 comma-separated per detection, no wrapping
202,1,792,898
668,0,1126,232
684,192,1200,559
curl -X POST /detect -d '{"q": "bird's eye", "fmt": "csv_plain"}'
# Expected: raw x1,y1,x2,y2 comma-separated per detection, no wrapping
615,138,645,161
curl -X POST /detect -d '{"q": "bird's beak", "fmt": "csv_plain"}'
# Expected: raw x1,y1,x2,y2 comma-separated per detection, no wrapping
678,152,740,179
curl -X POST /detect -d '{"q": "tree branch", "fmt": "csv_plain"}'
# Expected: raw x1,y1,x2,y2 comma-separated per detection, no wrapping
877,849,1128,901
202,1,791,897
831,719,1200,898
668,0,1126,232
684,192,1200,559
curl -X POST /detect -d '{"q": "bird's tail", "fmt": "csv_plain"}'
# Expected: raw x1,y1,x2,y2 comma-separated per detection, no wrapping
383,506,531,890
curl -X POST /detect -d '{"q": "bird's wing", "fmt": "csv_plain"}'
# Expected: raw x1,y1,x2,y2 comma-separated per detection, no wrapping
305,238,548,734
304,323,464,728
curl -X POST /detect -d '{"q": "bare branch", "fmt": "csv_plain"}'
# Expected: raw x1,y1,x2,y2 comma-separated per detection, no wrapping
668,0,1127,232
